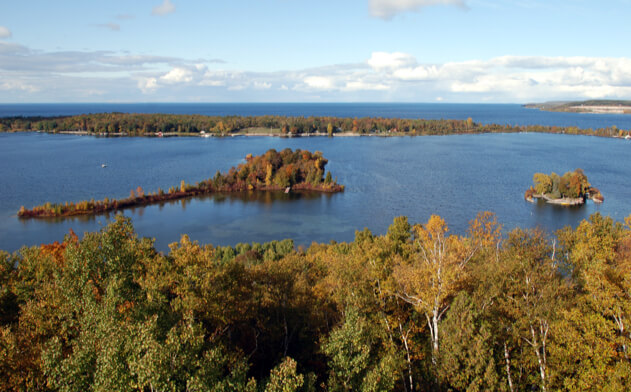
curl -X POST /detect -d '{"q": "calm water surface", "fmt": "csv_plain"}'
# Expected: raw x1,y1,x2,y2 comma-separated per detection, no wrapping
1,132,630,252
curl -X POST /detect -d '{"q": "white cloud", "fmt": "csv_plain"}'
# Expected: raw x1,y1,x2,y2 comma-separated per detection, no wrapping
393,65,440,80
370,0,467,19
0,42,203,73
152,0,176,16
138,77,158,93
304,76,334,90
1,79,38,92
343,81,389,91
253,81,272,89
199,79,225,87
2,43,631,103
0,26,11,39
160,67,193,83
368,52,416,71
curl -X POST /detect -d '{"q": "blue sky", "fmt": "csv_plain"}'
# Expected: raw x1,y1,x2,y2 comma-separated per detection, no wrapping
1,0,630,103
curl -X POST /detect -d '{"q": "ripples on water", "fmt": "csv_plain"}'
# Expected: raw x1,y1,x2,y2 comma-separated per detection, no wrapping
1,129,630,253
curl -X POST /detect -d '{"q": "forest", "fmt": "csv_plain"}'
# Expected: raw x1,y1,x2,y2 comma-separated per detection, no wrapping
524,169,604,204
0,112,629,138
18,149,343,218
1,211,629,391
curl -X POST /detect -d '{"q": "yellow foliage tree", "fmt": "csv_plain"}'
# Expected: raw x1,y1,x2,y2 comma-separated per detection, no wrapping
393,215,475,365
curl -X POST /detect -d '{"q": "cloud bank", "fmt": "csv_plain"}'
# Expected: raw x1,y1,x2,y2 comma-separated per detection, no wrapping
370,0,467,19
1,42,630,103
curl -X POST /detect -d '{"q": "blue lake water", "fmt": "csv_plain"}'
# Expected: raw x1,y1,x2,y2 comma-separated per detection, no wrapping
2,103,631,252
1,128,630,253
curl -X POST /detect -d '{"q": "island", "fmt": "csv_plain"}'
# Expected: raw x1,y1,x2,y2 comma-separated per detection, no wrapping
524,168,603,206
17,148,344,218
524,100,631,115
1,112,629,139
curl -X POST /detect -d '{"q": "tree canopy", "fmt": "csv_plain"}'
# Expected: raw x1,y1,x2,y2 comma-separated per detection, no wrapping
1,212,630,391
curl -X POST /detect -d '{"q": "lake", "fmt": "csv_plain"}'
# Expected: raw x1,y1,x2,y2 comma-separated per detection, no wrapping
1,130,630,253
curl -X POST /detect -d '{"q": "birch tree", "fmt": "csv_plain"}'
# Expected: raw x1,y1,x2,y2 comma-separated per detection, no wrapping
393,215,476,366
493,228,568,392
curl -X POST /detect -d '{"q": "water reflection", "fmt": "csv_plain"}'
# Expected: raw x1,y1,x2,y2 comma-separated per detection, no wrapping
21,191,335,224
529,198,599,233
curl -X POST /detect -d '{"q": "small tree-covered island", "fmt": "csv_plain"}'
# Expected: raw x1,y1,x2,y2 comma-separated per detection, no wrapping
18,148,343,218
524,168,604,206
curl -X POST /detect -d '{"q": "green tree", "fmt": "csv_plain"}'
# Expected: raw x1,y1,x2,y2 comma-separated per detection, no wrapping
265,357,304,392
533,173,552,195
324,171,332,184
322,308,401,392
438,292,504,392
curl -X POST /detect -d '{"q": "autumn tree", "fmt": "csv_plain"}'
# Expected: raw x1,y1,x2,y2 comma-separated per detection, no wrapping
490,228,568,392
533,173,552,195
551,213,631,390
393,215,476,366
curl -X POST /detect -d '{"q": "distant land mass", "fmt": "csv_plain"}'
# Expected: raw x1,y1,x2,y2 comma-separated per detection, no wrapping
524,99,631,114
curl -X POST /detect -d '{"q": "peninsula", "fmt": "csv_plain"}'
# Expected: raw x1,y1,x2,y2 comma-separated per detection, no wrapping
17,149,344,218
524,168,603,206
524,100,631,115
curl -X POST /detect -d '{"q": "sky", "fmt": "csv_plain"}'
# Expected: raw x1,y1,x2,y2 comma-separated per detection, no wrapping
0,0,630,103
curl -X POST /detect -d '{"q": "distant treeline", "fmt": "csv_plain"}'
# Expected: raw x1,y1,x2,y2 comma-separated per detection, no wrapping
18,149,343,218
1,212,630,391
1,112,629,137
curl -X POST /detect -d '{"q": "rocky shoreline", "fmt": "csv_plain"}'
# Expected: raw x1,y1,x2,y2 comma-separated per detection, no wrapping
525,191,604,206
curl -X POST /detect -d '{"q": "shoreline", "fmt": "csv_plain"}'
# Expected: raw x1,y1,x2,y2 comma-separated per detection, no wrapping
51,130,402,138
36,129,631,141
17,148,344,219
525,193,604,206
18,185,344,219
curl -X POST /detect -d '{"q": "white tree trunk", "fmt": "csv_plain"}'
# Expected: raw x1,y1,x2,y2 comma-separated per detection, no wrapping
399,324,414,392
504,341,514,392
529,324,547,392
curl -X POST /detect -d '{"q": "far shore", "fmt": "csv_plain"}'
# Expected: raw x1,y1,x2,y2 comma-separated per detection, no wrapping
524,100,631,115
6,112,628,140
45,129,631,140
54,130,392,138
